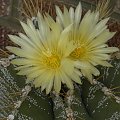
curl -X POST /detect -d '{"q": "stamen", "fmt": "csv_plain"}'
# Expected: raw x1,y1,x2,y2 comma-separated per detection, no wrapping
43,51,61,69
70,46,86,60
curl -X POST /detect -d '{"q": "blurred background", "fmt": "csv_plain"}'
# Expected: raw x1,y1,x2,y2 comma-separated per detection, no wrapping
0,0,120,51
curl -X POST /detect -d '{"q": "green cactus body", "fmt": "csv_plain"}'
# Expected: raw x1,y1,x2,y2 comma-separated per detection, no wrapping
0,63,54,120
52,86,92,120
98,59,120,90
15,88,54,120
0,0,120,120
52,92,67,120
64,86,92,120
81,61,120,120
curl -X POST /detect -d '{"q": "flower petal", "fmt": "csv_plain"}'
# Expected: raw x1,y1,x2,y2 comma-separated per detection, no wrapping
75,2,82,27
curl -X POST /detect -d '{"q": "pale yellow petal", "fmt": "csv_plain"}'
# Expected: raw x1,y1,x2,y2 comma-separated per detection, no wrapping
63,6,70,27
8,35,41,55
55,5,64,26
27,69,46,80
33,78,43,88
18,33,40,50
64,41,76,57
11,58,34,65
93,47,119,54
41,71,54,93
17,67,40,75
81,69,93,83
20,21,43,49
54,72,61,93
78,10,93,40
75,2,82,27
6,46,39,59
88,30,116,48
60,71,74,89
15,65,32,70
74,68,83,77
58,24,73,52
46,75,54,94
90,66,100,76
96,60,113,67
74,61,91,69
69,7,74,23
71,72,82,84
33,70,50,87
89,54,111,60
61,58,74,75
89,18,109,40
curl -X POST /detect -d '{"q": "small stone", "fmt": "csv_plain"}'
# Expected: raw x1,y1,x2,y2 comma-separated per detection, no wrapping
7,115,14,120
102,87,113,96
22,85,31,97
8,54,15,60
111,52,120,59
92,79,97,85
116,100,120,104
31,17,36,21
115,96,120,103
101,87,108,92
14,101,22,108
24,85,31,92
0,58,10,67
65,108,73,117
115,52,120,59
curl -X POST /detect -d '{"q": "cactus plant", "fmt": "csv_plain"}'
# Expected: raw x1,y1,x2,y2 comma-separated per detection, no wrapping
0,0,120,120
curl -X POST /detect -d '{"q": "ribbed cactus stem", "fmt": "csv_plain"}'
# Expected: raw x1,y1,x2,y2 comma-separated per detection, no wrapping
0,56,32,120
93,79,120,104
52,85,92,120
82,77,120,120
64,90,75,120
6,85,31,120
64,85,92,120
51,91,67,120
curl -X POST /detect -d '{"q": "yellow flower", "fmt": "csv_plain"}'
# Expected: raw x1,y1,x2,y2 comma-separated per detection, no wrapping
55,3,119,83
6,12,82,94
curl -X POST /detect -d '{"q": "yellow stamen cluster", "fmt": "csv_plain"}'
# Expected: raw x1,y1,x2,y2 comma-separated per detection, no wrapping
70,46,86,60
43,54,61,69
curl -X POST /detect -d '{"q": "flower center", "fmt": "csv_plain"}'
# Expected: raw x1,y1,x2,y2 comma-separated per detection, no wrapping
44,54,61,69
70,46,86,60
